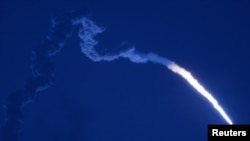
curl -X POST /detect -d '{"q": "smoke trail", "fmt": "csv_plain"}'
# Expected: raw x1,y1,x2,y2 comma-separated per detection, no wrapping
0,12,75,141
74,17,233,125
1,13,233,141
73,17,172,65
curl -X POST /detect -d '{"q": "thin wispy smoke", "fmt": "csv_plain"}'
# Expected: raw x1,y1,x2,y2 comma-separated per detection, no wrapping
1,13,233,141
73,17,172,65
1,12,75,141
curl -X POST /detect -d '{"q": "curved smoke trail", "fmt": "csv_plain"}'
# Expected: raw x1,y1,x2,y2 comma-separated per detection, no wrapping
1,12,232,141
74,17,233,125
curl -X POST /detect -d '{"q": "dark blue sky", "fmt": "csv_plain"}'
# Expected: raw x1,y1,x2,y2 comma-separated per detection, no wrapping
1,0,250,140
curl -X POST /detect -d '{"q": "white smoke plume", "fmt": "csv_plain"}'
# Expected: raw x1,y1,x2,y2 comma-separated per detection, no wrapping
73,17,172,65
73,17,233,125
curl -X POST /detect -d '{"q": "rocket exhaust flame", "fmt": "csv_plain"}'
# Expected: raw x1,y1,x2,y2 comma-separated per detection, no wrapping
167,63,233,125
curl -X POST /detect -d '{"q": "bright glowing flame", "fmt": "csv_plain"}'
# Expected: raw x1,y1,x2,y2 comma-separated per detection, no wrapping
167,62,233,125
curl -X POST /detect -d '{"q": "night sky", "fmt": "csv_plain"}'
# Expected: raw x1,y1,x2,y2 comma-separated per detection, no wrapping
1,0,250,140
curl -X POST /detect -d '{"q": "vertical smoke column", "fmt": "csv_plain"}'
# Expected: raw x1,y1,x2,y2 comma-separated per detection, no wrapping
0,14,74,141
